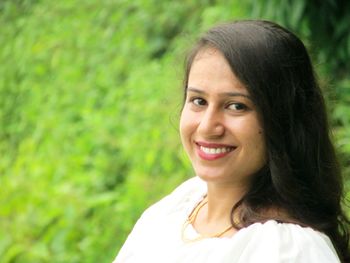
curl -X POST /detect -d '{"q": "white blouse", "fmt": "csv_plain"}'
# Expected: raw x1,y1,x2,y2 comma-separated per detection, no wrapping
113,177,340,263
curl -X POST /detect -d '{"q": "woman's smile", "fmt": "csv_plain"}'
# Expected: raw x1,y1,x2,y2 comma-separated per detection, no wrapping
195,141,236,161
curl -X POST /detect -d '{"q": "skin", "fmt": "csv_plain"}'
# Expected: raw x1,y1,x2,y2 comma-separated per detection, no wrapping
180,47,267,236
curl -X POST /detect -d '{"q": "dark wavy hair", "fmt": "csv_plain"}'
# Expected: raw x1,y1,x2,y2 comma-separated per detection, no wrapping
183,20,349,262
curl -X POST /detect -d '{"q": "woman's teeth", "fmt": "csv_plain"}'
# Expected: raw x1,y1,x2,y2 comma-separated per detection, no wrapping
200,146,233,154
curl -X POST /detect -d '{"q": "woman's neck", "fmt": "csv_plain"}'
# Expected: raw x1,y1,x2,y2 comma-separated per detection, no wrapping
192,180,249,237
205,181,248,223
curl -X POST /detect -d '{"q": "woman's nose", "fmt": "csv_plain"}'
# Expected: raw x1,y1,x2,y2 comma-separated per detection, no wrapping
197,107,225,138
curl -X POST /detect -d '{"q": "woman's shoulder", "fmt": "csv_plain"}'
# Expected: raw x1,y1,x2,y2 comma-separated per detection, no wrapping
141,176,206,218
170,176,207,201
233,220,340,262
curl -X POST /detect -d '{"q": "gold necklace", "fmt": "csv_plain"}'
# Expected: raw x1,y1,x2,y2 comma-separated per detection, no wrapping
181,198,234,243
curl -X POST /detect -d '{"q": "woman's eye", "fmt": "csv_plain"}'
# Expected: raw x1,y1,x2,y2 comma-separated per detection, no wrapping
228,103,247,111
191,98,207,106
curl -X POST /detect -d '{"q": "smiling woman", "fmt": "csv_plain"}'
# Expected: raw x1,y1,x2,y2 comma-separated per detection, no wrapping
113,20,350,263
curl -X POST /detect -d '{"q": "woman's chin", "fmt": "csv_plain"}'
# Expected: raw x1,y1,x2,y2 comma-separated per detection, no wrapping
194,168,251,186
195,170,230,183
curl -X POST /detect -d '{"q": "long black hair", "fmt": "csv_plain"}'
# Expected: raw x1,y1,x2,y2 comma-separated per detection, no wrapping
183,20,349,262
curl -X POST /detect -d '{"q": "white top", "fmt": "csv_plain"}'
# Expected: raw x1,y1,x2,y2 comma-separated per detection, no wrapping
113,177,340,263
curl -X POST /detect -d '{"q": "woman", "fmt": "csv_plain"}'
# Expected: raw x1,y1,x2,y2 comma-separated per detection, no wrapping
114,20,349,262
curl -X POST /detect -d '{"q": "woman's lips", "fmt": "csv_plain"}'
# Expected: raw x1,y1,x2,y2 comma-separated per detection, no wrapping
195,141,236,161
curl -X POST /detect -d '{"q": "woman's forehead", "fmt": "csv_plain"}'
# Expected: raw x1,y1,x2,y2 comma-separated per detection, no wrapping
188,47,248,94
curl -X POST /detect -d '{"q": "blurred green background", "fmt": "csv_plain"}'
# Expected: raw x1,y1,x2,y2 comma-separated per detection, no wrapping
0,0,349,262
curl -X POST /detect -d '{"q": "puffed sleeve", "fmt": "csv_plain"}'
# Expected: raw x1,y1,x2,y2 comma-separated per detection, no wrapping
227,220,340,263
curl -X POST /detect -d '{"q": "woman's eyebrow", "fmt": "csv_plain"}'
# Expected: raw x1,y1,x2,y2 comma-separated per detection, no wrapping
187,87,252,100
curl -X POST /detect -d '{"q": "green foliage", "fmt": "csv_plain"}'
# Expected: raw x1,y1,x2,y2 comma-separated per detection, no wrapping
0,0,349,262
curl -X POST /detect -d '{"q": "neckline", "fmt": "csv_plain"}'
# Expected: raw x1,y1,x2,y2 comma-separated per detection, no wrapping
182,193,237,242
181,191,284,242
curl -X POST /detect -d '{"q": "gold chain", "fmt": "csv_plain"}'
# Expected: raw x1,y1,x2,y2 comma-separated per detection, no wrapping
181,198,234,243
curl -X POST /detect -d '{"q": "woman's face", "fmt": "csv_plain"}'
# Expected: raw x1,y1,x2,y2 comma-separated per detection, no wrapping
180,48,267,186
